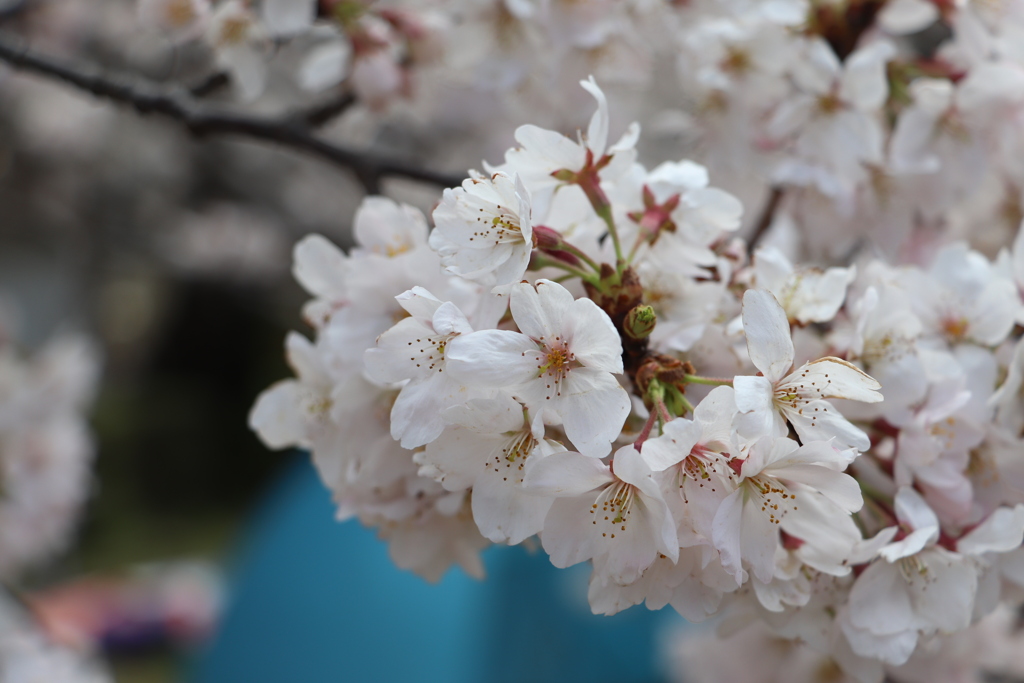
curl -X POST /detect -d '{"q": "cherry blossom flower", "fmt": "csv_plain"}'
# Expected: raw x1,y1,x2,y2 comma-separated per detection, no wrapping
447,279,631,457
138,0,209,40
842,488,980,665
587,547,737,619
735,289,883,450
498,76,640,214
364,288,485,449
261,0,314,38
751,246,855,324
430,171,534,285
248,331,338,452
204,0,267,101
0,333,99,579
415,394,563,545
903,242,1020,349
641,386,739,548
769,38,895,199
711,436,863,584
524,445,677,585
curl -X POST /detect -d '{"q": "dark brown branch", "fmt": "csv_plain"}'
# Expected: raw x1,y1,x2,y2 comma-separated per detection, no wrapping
187,70,229,98
296,90,356,128
0,32,463,193
0,0,30,22
748,186,784,249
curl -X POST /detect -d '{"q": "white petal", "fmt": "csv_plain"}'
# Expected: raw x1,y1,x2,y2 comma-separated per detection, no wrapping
848,560,915,634
509,279,574,342
285,331,327,384
741,496,779,584
912,549,976,632
753,246,794,294
879,527,938,562
431,301,474,336
220,45,267,101
641,418,699,471
395,287,443,322
363,318,433,385
354,196,428,256
445,330,540,388
895,485,939,531
969,278,1018,346
442,394,524,434
839,41,896,111
540,496,605,570
473,467,554,545
878,0,939,34
262,0,313,36
511,124,587,174
792,38,840,95
292,234,347,300
580,76,609,159
784,400,871,452
565,297,624,373
418,429,489,492
776,465,863,512
558,368,632,458
523,450,611,497
733,375,780,439
742,289,794,382
786,357,881,403
711,488,747,583
248,381,307,448
848,526,899,564
841,611,918,665
297,40,351,92
693,386,738,448
647,160,708,191
610,445,662,502
957,505,1024,556
389,375,467,449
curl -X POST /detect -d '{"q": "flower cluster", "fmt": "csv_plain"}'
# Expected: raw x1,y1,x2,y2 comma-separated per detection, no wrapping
0,311,107,681
0,591,111,683
138,0,439,104
0,310,100,580
139,0,1024,267
252,78,1024,681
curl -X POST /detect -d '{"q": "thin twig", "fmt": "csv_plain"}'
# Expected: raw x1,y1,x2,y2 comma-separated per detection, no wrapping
748,185,784,249
0,32,463,193
187,70,229,97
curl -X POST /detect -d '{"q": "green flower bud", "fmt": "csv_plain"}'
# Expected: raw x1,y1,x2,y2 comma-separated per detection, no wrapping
624,305,656,340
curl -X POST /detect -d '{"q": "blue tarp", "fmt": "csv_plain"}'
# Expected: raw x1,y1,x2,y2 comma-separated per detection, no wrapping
191,456,682,683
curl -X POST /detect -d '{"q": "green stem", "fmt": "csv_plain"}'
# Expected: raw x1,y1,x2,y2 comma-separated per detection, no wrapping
530,255,599,285
575,167,624,269
556,240,602,273
679,394,695,416
594,203,623,268
683,374,734,387
626,228,647,265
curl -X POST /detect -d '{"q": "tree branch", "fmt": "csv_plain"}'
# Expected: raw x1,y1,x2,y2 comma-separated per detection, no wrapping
295,90,357,128
0,0,30,23
748,185,784,249
187,70,229,98
0,32,463,194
